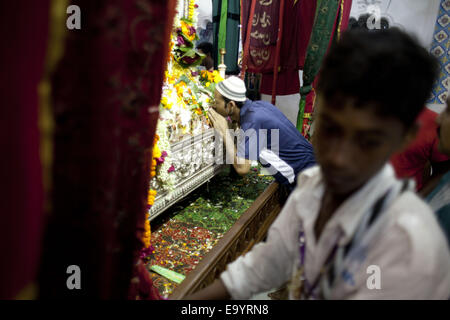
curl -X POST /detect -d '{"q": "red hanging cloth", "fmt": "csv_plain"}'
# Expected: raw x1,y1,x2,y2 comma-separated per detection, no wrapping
0,0,49,300
38,0,176,299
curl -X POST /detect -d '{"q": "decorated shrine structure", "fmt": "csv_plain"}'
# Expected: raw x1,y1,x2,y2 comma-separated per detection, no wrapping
148,0,226,221
143,0,288,298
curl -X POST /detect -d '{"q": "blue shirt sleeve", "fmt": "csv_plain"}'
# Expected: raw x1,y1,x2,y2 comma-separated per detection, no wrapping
237,122,259,161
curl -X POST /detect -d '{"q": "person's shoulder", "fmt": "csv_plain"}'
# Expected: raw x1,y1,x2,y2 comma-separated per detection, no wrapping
241,100,274,123
388,191,450,275
247,100,280,114
418,107,438,123
240,100,257,117
294,165,321,192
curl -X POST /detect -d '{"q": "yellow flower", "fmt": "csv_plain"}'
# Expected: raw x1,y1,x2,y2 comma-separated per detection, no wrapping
177,96,184,107
206,82,210,87
180,21,195,41
148,193,156,205
189,1,195,19
153,144,161,159
181,21,190,37
212,70,223,83
143,203,152,248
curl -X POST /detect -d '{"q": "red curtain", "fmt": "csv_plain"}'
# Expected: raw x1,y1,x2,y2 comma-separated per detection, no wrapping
241,0,281,73
32,0,175,299
0,1,49,299
260,0,317,95
260,0,353,96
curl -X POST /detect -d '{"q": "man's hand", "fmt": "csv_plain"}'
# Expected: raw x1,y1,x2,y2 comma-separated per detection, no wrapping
208,108,230,137
208,108,251,176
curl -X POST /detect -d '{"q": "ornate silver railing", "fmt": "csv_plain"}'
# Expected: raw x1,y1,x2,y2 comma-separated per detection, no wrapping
149,128,225,220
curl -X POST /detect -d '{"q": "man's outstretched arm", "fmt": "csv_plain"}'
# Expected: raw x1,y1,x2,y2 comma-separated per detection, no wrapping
208,109,251,175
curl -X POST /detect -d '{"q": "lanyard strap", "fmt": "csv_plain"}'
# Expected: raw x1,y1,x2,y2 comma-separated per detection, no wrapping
298,229,342,299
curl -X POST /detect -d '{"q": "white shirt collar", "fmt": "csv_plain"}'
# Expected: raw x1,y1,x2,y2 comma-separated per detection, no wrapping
295,163,400,243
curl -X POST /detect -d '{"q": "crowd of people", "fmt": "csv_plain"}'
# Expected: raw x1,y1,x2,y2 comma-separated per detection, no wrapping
187,28,450,299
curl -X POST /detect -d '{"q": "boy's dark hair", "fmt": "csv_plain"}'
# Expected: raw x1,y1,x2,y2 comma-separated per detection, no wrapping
317,28,439,128
223,96,244,109
197,42,213,56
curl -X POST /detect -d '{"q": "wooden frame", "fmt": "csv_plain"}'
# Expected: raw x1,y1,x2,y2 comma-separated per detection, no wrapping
170,181,288,299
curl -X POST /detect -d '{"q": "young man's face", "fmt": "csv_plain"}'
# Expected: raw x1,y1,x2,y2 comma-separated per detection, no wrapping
313,94,412,196
213,90,229,118
437,97,450,155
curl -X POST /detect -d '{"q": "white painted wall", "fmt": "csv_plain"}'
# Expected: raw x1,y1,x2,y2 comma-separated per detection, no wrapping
349,0,441,49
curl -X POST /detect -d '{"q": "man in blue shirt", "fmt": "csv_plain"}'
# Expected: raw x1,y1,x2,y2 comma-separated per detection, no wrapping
208,76,316,191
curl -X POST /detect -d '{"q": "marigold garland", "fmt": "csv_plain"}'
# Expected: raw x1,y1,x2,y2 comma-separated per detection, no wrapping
143,134,162,256
188,0,195,21
141,189,157,259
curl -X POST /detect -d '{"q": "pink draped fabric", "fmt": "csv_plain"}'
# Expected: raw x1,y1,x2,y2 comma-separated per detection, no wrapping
0,1,49,299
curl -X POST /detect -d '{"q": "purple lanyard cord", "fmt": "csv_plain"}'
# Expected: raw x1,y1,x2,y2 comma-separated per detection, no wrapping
298,230,341,299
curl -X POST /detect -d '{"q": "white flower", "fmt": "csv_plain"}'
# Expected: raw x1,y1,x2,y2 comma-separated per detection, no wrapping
179,107,191,127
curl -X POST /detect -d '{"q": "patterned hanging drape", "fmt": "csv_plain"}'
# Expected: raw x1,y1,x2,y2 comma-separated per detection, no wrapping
427,0,450,105
296,0,353,138
38,0,176,299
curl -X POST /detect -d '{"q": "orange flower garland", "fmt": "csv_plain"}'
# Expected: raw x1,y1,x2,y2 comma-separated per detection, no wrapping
143,189,157,249
142,133,161,255
150,134,160,178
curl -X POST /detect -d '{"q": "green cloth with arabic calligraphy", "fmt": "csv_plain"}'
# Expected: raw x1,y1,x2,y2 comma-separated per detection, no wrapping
296,0,340,131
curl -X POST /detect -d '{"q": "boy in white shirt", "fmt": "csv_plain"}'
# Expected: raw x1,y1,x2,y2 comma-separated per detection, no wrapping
186,28,450,300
